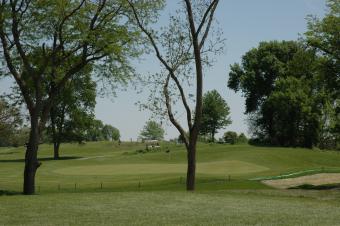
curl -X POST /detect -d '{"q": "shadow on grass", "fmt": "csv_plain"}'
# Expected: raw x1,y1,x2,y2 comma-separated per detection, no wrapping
289,183,340,190
0,156,82,163
0,151,20,155
0,190,22,196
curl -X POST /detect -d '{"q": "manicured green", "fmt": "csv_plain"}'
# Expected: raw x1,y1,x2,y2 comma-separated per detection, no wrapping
1,142,340,225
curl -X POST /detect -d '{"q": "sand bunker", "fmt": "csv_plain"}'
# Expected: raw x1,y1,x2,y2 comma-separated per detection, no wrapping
263,173,340,189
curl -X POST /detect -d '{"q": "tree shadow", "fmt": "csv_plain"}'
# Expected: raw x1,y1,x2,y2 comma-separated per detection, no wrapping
289,183,340,190
0,156,82,163
0,151,20,155
0,190,22,196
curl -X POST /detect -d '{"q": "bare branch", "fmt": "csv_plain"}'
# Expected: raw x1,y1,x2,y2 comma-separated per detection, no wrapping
128,0,193,130
9,0,33,74
0,20,34,112
198,0,219,49
163,74,189,149
196,0,218,36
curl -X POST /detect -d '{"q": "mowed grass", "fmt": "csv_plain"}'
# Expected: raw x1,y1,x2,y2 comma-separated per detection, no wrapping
1,191,340,225
1,142,340,225
1,142,340,192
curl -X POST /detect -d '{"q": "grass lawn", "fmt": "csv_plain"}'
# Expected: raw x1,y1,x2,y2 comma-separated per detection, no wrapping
1,142,340,225
1,190,340,226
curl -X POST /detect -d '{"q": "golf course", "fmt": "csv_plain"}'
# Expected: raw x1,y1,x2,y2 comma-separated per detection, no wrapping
1,142,340,225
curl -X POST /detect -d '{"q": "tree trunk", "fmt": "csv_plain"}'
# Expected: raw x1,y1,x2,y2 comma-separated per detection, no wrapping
186,142,196,191
211,128,216,143
53,142,60,160
23,115,41,195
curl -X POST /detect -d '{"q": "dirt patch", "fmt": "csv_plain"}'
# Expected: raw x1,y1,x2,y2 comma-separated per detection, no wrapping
262,173,340,189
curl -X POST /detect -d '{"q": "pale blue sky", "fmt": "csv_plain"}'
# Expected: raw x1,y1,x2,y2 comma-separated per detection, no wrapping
0,0,327,140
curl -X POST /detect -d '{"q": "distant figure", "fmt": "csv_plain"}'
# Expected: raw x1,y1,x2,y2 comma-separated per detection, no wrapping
165,147,170,153
118,139,121,146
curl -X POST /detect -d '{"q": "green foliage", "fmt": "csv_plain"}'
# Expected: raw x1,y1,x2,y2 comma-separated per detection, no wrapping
262,77,321,148
228,41,302,114
102,125,120,141
85,119,105,142
237,133,248,144
0,97,23,147
223,131,238,144
139,120,164,141
200,90,232,142
47,68,97,145
228,36,338,148
305,0,340,149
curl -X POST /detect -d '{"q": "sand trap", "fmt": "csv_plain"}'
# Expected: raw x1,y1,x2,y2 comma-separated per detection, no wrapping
263,173,340,189
54,160,269,176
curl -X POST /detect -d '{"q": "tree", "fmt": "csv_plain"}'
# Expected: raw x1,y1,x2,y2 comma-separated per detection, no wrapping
305,0,340,149
262,77,321,148
228,41,325,148
228,41,303,114
237,133,248,144
200,90,231,142
0,97,22,146
48,69,96,159
0,0,155,195
128,0,221,191
139,120,164,141
223,131,238,144
102,124,120,141
85,119,105,141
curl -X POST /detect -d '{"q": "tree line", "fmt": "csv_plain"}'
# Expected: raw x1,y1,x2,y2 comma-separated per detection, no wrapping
0,97,120,147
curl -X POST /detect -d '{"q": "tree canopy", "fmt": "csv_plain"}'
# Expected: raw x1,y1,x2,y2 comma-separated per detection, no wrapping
200,90,231,142
139,120,164,141
102,124,120,141
0,97,22,146
228,40,329,148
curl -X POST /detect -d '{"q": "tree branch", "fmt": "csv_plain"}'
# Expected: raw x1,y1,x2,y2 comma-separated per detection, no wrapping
198,0,219,49
0,19,34,112
163,74,189,149
128,0,193,130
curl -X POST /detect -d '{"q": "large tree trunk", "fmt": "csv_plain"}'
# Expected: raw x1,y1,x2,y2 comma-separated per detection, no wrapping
186,142,196,191
23,115,41,195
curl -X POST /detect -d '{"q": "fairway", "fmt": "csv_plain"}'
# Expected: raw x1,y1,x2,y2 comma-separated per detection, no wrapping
54,160,269,176
1,142,340,192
